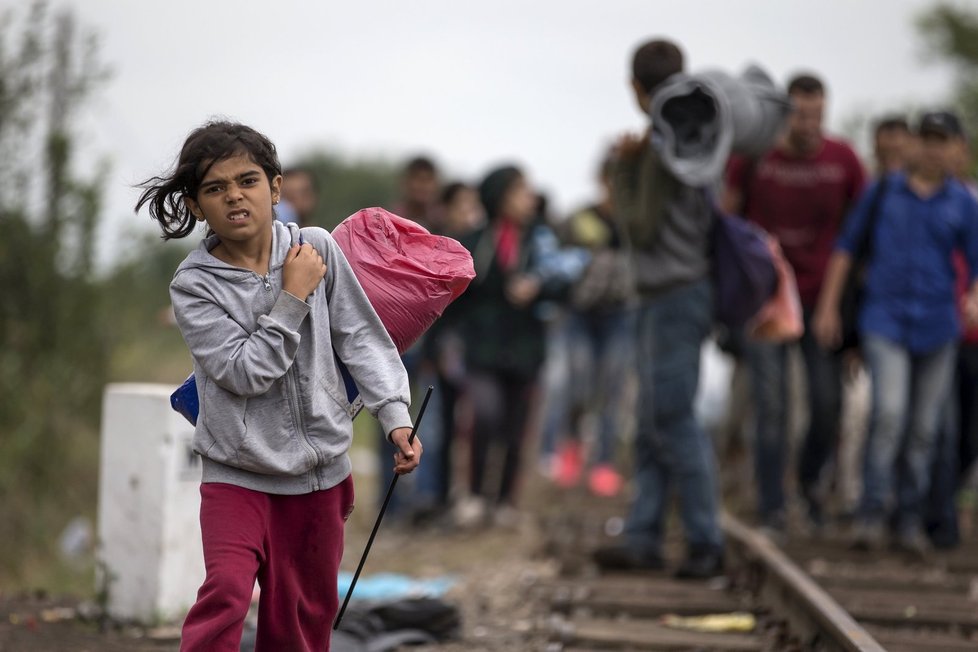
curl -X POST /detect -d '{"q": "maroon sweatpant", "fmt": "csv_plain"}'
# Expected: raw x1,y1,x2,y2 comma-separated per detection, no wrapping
180,477,354,652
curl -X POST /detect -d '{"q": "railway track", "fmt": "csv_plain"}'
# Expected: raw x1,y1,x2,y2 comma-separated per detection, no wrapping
535,493,978,651
777,532,978,651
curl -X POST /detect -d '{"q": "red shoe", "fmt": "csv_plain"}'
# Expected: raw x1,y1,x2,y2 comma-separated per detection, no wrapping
554,442,583,489
588,464,623,497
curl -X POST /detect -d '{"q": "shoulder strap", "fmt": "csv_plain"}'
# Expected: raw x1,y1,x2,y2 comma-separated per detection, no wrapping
853,175,890,261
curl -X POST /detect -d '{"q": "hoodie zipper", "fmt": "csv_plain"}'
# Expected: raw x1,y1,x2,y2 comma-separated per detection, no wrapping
286,366,322,486
261,270,321,485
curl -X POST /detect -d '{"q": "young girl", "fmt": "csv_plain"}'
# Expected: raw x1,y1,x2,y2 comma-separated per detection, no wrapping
452,165,557,527
136,121,422,651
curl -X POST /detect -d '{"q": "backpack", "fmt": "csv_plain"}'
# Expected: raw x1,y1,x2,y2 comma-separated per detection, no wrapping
836,176,890,352
563,208,634,311
569,248,634,311
711,206,778,331
611,146,680,251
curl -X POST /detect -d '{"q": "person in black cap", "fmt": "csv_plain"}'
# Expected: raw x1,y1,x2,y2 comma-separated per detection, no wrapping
918,110,965,140
814,109,978,556
922,113,978,549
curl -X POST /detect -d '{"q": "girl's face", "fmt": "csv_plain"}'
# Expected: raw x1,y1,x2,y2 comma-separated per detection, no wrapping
445,187,481,232
185,153,283,245
501,177,536,225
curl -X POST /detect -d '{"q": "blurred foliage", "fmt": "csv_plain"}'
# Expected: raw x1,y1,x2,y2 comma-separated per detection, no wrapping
0,4,403,593
0,1,113,589
918,1,978,172
292,152,400,230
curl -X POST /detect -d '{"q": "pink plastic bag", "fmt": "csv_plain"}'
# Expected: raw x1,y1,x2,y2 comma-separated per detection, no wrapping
331,207,476,353
748,236,804,342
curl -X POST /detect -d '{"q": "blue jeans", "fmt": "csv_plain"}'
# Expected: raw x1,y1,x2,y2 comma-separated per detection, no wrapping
411,365,447,505
566,308,635,464
745,310,842,522
860,335,957,534
378,350,447,516
624,279,723,555
923,398,959,545
538,315,573,462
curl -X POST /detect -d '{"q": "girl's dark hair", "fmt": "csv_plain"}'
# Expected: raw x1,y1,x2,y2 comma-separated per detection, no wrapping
135,121,282,240
440,181,471,205
478,165,523,220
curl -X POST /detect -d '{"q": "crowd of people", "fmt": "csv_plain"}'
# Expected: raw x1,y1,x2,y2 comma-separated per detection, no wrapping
276,37,978,577
141,32,978,650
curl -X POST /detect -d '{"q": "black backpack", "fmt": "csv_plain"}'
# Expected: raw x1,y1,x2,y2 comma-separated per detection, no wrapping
836,176,890,353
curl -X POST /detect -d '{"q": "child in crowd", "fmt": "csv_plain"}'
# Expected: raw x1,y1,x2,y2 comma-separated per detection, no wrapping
136,121,422,651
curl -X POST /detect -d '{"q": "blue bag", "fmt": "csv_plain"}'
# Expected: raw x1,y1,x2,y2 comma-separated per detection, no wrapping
711,207,777,330
170,374,200,426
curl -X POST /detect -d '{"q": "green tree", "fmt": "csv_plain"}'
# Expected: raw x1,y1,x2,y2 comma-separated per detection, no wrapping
0,1,110,588
918,2,978,169
291,152,400,230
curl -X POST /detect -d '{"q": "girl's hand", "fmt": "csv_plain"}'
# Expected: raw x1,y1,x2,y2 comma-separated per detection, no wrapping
283,244,326,299
390,427,422,475
505,274,541,307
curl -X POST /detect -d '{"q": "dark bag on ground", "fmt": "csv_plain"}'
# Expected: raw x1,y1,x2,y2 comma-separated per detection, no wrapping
836,177,889,353
334,597,461,651
240,597,460,652
711,207,778,331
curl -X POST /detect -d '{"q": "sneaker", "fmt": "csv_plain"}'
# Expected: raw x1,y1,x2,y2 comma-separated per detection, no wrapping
593,544,665,572
758,512,787,546
850,520,885,551
800,485,826,531
928,526,960,550
493,505,524,530
537,453,558,480
587,464,623,497
453,495,487,529
675,547,724,580
893,528,932,560
554,441,584,489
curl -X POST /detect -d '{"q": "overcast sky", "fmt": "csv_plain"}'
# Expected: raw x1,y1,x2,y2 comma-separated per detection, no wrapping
71,0,955,267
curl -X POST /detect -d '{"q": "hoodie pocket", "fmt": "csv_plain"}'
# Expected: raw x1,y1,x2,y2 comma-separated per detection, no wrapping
321,369,359,419
200,376,315,475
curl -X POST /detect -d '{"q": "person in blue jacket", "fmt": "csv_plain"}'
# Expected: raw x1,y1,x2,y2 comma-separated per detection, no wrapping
814,111,978,555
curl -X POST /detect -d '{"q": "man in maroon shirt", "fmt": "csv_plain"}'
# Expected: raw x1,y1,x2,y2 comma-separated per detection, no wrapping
722,73,866,537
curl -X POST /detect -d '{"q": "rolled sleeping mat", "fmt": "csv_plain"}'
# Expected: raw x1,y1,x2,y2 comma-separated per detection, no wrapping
650,65,791,187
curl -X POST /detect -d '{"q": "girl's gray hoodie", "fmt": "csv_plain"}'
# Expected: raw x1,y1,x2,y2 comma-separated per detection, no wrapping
169,221,412,495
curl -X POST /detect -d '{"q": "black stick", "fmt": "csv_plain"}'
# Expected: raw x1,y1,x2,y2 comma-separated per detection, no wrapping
333,385,433,630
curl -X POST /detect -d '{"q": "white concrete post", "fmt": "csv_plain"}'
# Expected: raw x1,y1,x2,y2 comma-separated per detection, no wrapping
96,383,204,624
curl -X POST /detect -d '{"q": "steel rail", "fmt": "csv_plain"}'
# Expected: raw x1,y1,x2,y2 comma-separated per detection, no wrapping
722,511,888,652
